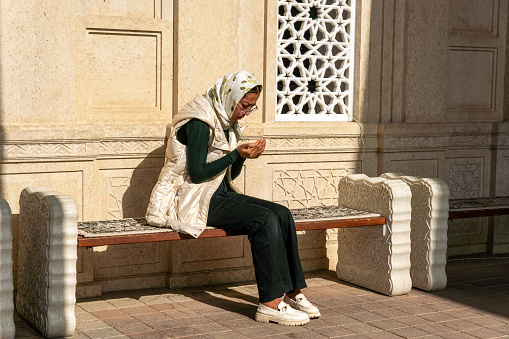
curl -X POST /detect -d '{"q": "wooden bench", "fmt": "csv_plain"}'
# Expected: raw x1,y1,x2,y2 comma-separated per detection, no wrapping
75,174,415,299
75,197,509,248
449,197,509,219
76,206,386,247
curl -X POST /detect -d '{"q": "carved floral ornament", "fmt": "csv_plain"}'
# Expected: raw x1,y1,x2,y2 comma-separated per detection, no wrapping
448,163,481,199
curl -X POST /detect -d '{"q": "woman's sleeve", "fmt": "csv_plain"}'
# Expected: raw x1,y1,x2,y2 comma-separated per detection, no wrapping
230,157,246,180
182,119,243,184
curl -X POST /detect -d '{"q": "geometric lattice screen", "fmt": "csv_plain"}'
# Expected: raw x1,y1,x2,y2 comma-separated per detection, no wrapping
276,0,356,121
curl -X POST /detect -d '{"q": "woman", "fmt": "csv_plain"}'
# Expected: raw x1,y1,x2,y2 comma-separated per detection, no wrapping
146,71,320,326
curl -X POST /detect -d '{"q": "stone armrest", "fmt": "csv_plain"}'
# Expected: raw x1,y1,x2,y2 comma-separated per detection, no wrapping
336,174,413,296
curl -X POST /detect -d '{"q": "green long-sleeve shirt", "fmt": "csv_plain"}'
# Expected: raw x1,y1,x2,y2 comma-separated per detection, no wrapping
176,118,246,184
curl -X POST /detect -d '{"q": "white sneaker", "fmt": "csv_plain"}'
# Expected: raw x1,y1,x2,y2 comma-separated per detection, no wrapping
255,301,310,326
284,293,321,319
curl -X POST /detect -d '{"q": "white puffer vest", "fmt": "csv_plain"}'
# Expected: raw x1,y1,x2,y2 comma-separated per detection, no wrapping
145,95,238,238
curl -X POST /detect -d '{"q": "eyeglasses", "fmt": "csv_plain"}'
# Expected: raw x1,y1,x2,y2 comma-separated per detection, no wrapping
237,103,258,116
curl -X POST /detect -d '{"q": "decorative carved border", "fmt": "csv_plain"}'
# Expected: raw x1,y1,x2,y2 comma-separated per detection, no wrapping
0,138,165,161
449,134,490,148
3,142,90,159
244,136,362,153
385,136,447,150
99,139,165,157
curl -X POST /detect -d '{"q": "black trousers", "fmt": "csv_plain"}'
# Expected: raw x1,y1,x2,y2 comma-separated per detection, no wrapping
207,186,307,303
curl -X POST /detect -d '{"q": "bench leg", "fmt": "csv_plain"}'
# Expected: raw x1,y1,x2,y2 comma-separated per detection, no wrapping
381,173,449,291
18,188,78,338
337,174,412,296
0,199,15,339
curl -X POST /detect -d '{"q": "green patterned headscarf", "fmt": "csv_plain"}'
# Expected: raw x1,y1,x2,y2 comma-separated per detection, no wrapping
204,71,262,140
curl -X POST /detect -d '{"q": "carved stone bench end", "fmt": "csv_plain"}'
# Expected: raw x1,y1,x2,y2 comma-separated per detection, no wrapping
337,174,412,296
17,187,78,338
381,173,449,291
0,199,15,339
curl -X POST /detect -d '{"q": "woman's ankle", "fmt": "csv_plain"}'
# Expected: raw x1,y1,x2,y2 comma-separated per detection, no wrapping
262,298,281,310
286,289,302,300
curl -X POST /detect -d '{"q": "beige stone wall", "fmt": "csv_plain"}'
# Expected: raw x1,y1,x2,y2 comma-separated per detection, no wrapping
369,0,509,255
0,1,172,294
1,0,508,296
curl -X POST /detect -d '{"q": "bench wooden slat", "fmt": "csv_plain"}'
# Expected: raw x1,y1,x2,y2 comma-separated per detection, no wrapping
77,215,386,247
448,197,509,219
449,207,509,219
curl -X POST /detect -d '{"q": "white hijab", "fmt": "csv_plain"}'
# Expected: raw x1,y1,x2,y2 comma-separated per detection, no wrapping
204,71,262,140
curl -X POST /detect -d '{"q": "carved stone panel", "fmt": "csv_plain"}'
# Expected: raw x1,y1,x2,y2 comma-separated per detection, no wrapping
168,236,254,289
446,158,484,199
93,242,167,279
450,0,500,35
3,142,89,160
99,139,165,157
171,237,249,273
77,15,172,123
85,29,160,111
447,0,507,121
276,0,355,120
448,218,488,255
100,167,160,219
447,48,497,111
272,162,359,209
492,215,509,254
502,155,509,196
0,171,83,217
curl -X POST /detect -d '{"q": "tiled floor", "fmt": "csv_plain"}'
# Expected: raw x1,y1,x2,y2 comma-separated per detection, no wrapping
14,254,509,338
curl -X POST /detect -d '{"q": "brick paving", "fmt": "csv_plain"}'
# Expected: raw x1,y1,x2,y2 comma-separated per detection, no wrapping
13,255,509,338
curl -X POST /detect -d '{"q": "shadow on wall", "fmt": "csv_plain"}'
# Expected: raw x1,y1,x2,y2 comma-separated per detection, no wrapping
121,146,166,219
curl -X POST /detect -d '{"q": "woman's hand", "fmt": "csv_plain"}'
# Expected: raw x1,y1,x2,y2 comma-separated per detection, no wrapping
237,137,266,159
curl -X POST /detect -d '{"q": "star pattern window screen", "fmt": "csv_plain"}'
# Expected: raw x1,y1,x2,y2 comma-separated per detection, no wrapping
276,0,356,121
